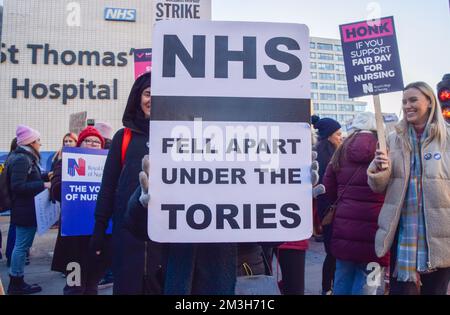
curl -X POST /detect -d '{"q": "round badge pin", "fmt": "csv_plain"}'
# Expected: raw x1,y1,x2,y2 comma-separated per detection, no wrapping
434,153,442,160
424,153,432,160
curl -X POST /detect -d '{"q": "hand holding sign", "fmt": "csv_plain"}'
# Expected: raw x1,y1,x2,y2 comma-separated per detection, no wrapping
139,155,151,207
373,149,390,171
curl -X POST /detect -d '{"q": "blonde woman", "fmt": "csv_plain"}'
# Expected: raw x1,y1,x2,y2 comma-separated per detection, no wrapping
368,82,450,295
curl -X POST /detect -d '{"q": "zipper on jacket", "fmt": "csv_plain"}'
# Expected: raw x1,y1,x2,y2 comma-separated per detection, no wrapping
419,142,433,270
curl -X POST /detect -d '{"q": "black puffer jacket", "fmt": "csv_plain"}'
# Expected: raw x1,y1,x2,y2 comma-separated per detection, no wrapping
8,146,46,227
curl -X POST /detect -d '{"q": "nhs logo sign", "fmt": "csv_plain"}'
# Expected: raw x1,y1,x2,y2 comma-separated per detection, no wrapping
104,8,137,22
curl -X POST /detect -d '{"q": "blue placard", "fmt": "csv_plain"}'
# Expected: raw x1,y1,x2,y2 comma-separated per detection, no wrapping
61,147,112,236
339,16,404,98
104,7,136,22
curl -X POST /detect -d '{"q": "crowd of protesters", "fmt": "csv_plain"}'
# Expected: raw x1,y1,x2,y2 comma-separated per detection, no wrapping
0,74,449,295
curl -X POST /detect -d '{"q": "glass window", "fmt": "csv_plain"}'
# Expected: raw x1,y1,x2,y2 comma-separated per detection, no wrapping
319,73,335,81
339,104,353,111
310,52,316,59
311,62,317,69
336,74,346,82
335,64,345,72
335,54,344,61
310,42,316,49
322,114,337,120
313,103,320,111
318,63,334,71
320,93,336,101
311,72,318,79
343,114,354,121
337,94,350,102
311,82,318,90
317,43,333,50
334,45,342,52
319,83,336,90
354,105,366,112
321,103,337,111
311,93,318,100
336,84,347,92
318,53,333,61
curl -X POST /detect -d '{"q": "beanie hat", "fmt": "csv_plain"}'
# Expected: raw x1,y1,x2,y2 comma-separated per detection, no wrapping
311,115,341,140
94,122,114,140
16,125,40,146
77,126,105,148
351,112,378,131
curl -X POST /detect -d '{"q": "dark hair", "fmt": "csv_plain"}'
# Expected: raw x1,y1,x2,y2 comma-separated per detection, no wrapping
10,137,18,153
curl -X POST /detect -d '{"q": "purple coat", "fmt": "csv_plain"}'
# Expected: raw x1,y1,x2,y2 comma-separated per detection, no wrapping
323,132,389,267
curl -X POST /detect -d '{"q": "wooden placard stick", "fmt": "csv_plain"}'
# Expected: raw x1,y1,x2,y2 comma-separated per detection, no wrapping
373,94,388,169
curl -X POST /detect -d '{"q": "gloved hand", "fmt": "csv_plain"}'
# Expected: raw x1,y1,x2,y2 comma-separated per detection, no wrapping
139,155,150,208
311,151,325,199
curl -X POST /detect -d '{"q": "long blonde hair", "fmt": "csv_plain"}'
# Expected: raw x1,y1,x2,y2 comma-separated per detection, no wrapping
397,81,447,151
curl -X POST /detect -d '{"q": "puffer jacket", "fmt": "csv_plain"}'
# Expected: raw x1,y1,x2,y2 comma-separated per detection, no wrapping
8,146,46,227
368,122,450,269
323,131,388,266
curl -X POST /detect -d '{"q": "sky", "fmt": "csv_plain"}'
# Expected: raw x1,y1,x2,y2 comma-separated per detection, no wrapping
0,0,448,115
212,0,450,117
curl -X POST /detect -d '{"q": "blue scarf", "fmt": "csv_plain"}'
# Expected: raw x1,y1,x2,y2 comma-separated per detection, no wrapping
396,126,430,282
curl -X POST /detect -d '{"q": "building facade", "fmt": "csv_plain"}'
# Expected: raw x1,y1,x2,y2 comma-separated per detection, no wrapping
0,0,211,151
310,37,367,127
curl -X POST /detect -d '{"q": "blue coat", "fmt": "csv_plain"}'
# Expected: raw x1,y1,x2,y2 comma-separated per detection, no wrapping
8,146,45,227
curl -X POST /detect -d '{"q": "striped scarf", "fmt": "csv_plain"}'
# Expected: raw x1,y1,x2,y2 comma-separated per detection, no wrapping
396,126,430,283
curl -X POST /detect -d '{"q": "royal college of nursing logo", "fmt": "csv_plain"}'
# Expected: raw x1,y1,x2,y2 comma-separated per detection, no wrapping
68,158,86,177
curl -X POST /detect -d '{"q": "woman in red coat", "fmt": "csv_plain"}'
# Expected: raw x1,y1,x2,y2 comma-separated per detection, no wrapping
323,112,389,295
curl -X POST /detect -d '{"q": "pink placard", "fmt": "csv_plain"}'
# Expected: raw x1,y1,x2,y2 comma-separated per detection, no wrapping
341,17,394,43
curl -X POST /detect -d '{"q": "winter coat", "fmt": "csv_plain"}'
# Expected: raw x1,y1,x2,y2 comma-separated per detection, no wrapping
368,122,450,269
323,131,388,266
314,139,337,250
93,72,167,294
8,146,46,227
124,187,235,295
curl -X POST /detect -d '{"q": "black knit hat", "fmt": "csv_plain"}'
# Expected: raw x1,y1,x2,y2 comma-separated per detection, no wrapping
311,115,341,140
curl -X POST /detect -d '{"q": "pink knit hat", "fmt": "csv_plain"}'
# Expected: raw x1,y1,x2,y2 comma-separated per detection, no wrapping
94,122,113,140
16,125,41,146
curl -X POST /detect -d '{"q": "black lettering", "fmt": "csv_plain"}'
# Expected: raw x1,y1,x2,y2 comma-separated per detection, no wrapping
162,168,177,184
27,44,43,64
243,204,251,229
162,138,175,153
97,85,110,99
163,35,206,78
161,204,185,229
79,50,101,66
49,83,61,99
180,168,195,184
280,204,301,228
12,78,30,98
231,169,246,184
45,44,59,65
156,3,164,18
117,52,128,66
216,205,240,229
7,45,19,64
86,81,96,99
32,83,48,99
264,37,302,80
216,169,228,184
62,84,78,105
215,36,257,79
286,139,301,153
256,204,277,229
199,169,213,184
61,50,77,65
186,204,211,230
288,169,302,184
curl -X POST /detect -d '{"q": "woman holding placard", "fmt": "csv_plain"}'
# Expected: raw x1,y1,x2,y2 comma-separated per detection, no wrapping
368,82,450,295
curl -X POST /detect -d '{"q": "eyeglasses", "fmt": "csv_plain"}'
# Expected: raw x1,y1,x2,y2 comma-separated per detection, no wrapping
83,139,102,146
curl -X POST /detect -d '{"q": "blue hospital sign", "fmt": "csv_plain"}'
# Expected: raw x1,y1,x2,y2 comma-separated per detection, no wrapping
104,8,137,22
